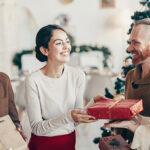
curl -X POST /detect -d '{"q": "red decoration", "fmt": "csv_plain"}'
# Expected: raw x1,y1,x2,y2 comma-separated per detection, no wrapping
87,99,143,119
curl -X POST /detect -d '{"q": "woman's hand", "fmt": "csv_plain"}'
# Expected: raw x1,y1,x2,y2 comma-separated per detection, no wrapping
93,95,109,103
103,119,140,133
16,127,27,141
71,110,96,123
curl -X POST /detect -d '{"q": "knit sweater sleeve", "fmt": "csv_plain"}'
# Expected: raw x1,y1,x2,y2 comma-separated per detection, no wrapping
25,75,74,136
74,69,86,110
131,124,150,150
7,74,20,125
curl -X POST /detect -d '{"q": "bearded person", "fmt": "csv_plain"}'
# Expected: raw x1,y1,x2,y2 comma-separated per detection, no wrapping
125,19,150,117
103,19,150,150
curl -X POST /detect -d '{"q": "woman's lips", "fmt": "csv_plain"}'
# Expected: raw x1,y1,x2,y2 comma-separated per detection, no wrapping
60,51,69,56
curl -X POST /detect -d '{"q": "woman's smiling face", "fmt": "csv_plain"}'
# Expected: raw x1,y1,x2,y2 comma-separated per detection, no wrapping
47,29,71,64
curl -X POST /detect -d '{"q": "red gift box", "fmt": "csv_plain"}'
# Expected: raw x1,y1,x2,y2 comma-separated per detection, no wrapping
87,99,143,119
99,135,130,150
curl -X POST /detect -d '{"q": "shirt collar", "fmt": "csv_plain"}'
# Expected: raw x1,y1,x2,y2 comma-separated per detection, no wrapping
133,64,150,84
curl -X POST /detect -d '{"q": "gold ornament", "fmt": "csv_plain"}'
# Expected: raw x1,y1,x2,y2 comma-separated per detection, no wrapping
59,0,73,4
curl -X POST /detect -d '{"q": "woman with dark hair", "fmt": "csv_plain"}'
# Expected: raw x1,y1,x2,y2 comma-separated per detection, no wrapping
0,72,26,141
25,24,97,150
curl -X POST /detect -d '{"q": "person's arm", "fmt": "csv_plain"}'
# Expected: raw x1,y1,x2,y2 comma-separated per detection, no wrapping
103,119,139,133
8,76,27,141
72,70,96,124
8,77,20,125
84,95,109,110
136,114,150,125
74,69,85,109
131,124,150,150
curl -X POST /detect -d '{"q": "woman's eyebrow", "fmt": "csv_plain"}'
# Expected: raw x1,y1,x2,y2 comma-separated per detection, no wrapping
53,38,69,43
53,39,63,43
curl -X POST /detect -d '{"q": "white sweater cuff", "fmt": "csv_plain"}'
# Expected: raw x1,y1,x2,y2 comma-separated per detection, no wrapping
131,125,150,150
66,110,75,123
84,98,94,110
67,110,83,126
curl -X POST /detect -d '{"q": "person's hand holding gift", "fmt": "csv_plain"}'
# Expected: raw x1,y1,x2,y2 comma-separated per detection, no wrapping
87,95,143,120
71,109,96,123
74,95,108,123
93,95,109,103
103,116,141,133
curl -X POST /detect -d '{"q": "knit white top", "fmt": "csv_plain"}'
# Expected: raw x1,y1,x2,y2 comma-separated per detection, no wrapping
25,65,85,137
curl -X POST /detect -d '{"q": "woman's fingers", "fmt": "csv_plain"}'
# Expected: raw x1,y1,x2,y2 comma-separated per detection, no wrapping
80,114,96,120
75,110,87,114
78,114,96,123
80,119,97,123
16,128,27,141
75,114,96,122
71,109,96,123
94,95,109,103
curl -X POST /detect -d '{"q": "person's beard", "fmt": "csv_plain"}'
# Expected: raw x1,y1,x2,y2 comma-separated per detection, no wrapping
132,54,150,65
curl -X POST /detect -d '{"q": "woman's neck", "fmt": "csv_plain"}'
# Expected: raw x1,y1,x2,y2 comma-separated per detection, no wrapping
41,61,64,78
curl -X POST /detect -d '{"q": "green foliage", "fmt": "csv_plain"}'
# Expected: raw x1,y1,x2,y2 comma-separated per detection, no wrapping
93,126,114,144
128,10,150,34
93,137,100,144
13,45,111,70
68,33,111,68
13,33,111,70
132,10,150,21
114,78,125,94
122,64,135,77
128,0,150,34
13,50,34,69
127,23,134,35
71,45,111,68
140,0,150,8
105,88,114,99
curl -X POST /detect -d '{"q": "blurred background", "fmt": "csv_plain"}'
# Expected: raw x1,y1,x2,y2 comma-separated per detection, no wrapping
0,0,141,149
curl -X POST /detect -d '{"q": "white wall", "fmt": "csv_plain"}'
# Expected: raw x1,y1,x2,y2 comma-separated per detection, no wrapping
0,0,141,75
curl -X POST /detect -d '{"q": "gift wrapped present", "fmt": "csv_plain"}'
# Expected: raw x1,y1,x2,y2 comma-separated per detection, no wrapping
87,99,143,119
0,115,28,150
99,134,130,150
